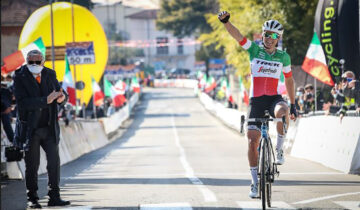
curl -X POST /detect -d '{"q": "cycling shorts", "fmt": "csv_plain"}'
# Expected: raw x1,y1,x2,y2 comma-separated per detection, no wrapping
247,95,286,131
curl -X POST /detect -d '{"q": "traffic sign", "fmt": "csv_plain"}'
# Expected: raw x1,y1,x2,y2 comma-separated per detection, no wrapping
66,42,95,64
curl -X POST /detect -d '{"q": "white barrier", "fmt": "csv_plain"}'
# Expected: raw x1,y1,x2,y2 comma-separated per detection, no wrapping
291,116,360,174
2,92,140,179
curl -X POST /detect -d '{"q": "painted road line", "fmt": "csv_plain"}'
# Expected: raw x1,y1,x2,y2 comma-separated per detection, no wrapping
171,114,217,203
37,171,344,180
41,206,93,210
333,201,360,210
237,201,295,209
140,202,192,210
293,191,360,204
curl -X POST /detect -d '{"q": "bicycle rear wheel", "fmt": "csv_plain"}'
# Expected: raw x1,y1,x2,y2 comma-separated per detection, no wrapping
260,138,266,209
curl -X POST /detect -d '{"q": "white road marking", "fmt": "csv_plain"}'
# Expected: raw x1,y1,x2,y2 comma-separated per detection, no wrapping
237,201,295,209
41,206,93,210
38,172,344,180
333,201,360,210
293,191,360,204
171,114,217,202
140,202,192,210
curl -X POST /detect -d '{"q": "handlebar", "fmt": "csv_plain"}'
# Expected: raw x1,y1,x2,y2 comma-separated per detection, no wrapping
240,115,287,134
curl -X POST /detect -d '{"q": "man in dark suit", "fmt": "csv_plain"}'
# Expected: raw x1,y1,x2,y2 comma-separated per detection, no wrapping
13,50,71,208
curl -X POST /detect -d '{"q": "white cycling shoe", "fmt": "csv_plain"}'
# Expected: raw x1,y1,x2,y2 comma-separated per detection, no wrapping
249,183,259,198
275,149,285,165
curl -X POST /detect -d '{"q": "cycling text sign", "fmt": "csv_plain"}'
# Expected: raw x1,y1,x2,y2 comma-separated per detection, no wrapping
66,42,95,65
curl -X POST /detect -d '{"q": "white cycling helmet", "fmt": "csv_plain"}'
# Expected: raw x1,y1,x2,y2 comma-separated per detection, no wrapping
262,20,283,35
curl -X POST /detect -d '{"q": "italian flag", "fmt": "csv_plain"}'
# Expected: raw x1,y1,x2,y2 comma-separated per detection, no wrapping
114,79,126,95
104,78,126,107
239,75,249,106
62,56,76,105
91,77,104,106
131,77,140,93
1,37,46,74
205,76,216,93
225,78,234,103
199,74,207,89
302,32,334,86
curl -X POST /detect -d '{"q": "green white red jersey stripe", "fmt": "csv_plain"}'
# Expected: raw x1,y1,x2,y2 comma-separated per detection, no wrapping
239,37,292,98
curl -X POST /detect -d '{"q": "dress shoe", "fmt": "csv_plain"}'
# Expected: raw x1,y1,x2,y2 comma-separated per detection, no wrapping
27,200,42,209
48,197,70,206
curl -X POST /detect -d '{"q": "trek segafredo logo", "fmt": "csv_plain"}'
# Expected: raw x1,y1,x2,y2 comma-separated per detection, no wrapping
256,60,279,74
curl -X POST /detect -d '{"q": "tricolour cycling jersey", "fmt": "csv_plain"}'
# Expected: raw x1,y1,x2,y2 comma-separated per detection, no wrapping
239,37,292,98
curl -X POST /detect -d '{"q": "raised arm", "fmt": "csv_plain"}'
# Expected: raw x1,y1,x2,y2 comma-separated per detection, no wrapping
218,11,244,42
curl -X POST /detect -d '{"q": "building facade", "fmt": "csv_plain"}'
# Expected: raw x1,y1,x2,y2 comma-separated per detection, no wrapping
92,3,198,71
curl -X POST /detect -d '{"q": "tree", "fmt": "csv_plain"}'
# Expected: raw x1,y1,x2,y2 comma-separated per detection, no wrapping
156,0,223,72
156,0,218,37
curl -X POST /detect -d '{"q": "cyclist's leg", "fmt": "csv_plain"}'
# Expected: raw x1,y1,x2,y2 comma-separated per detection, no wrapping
270,96,289,164
247,97,263,197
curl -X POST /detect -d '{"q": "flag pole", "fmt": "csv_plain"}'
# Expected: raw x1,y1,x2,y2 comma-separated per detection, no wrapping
93,83,97,119
49,0,55,70
314,77,317,112
71,0,78,116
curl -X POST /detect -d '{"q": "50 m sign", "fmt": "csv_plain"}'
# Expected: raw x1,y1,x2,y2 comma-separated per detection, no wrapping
66,42,95,65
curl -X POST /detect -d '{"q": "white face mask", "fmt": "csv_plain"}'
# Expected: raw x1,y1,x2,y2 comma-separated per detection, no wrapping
27,64,43,74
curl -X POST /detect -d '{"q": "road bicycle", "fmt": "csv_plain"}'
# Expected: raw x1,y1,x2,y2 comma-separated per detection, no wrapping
241,110,287,209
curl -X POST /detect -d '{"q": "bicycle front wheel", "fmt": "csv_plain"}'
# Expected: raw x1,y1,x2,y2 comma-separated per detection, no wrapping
260,138,267,209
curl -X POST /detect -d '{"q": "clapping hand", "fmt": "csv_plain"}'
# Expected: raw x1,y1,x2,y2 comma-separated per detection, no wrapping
56,88,65,103
47,90,61,104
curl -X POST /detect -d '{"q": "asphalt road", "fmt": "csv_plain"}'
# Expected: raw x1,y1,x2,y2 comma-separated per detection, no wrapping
2,88,360,210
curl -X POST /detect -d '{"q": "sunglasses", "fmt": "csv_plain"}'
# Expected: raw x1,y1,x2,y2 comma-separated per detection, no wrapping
263,32,280,39
28,60,42,65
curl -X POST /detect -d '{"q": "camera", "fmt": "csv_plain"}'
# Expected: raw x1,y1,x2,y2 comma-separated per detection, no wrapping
5,146,24,162
306,93,313,100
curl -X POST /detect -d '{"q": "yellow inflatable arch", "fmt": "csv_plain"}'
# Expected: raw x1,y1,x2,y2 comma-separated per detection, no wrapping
19,2,108,105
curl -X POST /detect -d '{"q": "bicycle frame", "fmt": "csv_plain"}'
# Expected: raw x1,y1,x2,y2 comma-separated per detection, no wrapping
240,111,286,209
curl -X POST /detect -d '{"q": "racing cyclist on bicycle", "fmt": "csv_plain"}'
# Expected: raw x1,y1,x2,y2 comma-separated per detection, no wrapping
218,11,297,198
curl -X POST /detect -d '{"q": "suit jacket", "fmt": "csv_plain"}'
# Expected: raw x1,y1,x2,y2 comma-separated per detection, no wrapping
13,65,68,144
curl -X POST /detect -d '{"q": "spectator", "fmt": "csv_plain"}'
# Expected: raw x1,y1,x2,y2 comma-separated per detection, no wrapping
303,84,315,113
1,75,15,142
335,71,358,122
343,78,360,114
295,86,305,113
13,50,70,208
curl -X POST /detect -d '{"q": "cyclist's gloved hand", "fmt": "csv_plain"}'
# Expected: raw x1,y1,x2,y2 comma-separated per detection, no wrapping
218,11,230,23
290,104,297,119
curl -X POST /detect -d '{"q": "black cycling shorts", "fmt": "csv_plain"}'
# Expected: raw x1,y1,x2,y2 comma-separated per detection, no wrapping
247,95,286,131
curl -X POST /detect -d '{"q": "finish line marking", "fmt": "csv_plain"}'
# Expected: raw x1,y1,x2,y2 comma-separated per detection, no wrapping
171,114,217,202
140,202,192,210
237,201,295,209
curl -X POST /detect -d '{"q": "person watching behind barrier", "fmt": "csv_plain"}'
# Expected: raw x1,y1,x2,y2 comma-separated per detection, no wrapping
295,86,305,113
13,49,70,208
303,84,315,113
335,71,358,122
343,78,360,114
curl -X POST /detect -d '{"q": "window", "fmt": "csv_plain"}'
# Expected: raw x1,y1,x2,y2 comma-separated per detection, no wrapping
177,39,183,55
156,37,168,55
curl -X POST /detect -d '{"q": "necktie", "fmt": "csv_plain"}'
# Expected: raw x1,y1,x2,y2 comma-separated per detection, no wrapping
36,75,41,84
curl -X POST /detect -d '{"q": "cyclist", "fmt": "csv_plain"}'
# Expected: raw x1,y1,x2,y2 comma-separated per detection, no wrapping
218,11,297,198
